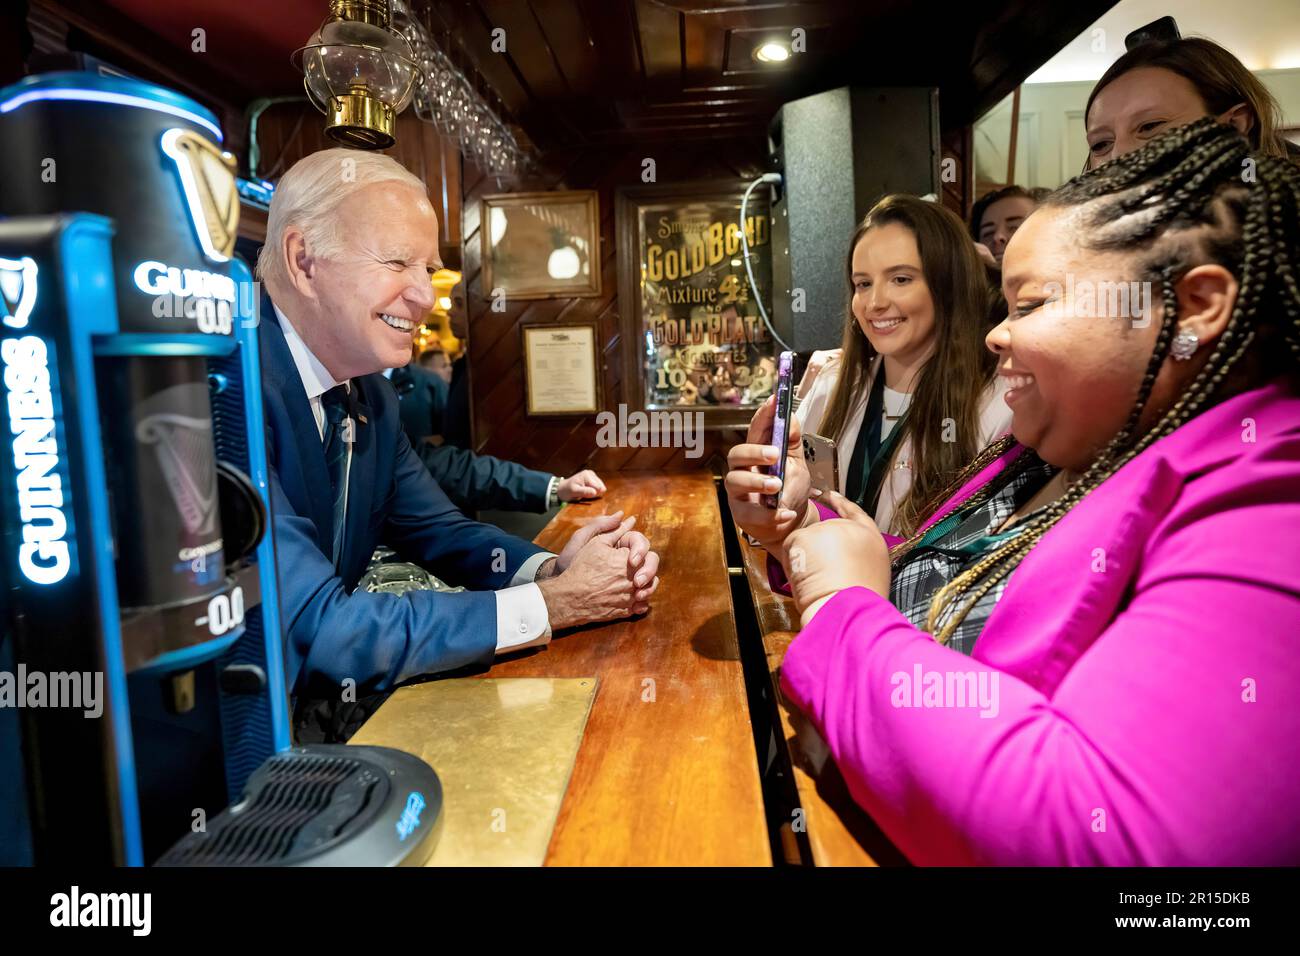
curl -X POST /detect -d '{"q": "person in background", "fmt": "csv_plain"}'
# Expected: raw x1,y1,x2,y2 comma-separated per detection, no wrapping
969,185,1049,269
969,185,1050,325
441,283,473,449
413,283,605,512
690,367,716,405
745,120,1300,864
711,363,742,404
416,345,452,385
1085,35,1300,169
255,149,658,741
390,354,605,513
742,353,777,405
388,344,445,453
734,194,1011,540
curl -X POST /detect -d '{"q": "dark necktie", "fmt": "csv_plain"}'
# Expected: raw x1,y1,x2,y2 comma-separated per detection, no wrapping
321,383,353,567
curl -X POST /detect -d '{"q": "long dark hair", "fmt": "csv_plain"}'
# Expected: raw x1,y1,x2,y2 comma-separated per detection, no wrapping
1085,37,1295,163
897,119,1300,644
821,194,996,535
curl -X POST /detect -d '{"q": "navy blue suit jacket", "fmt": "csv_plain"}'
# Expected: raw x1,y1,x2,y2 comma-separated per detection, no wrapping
389,363,552,513
390,362,446,450
259,297,547,698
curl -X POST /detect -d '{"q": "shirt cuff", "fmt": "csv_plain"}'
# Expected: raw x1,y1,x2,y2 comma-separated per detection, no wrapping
511,550,556,587
494,582,552,655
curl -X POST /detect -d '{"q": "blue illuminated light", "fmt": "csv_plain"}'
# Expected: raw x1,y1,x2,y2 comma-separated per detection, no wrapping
0,87,223,141
132,260,236,302
395,791,426,841
2,334,72,585
236,177,276,210
132,260,237,335
0,257,39,330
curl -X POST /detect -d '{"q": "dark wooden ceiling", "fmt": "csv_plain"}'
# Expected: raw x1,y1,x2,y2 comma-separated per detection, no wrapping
416,0,1119,149
29,0,1119,153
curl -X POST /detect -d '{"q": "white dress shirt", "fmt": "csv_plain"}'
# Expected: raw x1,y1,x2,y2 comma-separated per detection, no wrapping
275,304,554,654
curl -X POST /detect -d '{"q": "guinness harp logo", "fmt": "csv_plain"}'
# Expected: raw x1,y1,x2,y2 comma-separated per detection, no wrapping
136,412,219,538
161,128,239,263
0,256,38,329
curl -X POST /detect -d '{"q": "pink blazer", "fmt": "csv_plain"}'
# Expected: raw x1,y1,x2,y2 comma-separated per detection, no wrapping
780,380,1300,864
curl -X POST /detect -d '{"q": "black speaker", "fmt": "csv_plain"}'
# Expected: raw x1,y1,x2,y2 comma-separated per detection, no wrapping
769,87,940,350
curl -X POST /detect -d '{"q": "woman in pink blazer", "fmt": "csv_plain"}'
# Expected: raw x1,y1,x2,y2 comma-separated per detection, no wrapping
727,119,1300,864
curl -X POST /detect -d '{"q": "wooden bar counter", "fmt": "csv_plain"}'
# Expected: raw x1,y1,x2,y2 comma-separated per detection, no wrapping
362,472,771,866
735,534,908,867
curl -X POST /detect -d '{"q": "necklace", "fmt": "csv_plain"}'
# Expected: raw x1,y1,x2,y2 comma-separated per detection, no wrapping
882,387,911,422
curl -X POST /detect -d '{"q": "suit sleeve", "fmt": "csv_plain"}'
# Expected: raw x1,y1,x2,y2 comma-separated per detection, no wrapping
269,465,498,696
779,487,1300,865
268,429,547,696
382,429,548,584
415,441,552,512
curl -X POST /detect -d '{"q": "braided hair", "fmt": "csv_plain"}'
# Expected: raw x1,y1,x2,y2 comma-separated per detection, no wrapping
893,118,1300,645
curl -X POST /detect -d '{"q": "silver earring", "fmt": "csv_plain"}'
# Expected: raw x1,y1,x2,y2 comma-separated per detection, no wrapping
1171,328,1199,361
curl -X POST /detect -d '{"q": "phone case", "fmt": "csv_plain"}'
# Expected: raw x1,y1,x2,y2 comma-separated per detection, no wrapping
803,432,839,494
763,351,795,508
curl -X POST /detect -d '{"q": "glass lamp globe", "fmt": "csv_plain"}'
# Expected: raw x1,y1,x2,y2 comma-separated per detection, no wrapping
295,2,421,149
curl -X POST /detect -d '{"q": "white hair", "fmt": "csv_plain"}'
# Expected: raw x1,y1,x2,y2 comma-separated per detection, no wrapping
256,148,429,285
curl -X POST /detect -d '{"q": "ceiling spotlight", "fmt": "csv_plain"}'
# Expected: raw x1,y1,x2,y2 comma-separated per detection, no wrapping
753,41,791,64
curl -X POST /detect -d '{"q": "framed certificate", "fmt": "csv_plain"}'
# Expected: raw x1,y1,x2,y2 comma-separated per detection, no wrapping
521,323,601,417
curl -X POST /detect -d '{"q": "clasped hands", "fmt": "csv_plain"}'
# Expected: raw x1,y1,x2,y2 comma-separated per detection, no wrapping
537,511,660,631
724,394,891,627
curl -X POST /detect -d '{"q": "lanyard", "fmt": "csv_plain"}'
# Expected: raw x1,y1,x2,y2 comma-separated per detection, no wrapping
845,367,907,513
912,510,1022,555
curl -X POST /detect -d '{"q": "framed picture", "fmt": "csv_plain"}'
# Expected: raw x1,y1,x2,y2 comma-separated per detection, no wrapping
615,179,777,428
480,190,601,300
521,322,602,417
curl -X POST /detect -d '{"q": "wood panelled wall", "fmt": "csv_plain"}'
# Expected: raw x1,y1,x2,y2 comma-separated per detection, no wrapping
459,142,771,476
459,127,973,477
249,103,973,479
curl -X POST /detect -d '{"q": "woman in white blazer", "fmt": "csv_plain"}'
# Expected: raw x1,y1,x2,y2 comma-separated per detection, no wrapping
792,195,1012,537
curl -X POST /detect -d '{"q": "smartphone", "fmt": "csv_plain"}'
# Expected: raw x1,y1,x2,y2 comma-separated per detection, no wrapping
803,432,839,494
763,350,795,508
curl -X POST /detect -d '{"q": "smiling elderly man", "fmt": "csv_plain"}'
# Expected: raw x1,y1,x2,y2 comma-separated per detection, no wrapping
255,149,659,740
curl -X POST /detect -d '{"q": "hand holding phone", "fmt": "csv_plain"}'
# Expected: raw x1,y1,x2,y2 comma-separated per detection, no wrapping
724,364,814,553
803,432,840,494
763,351,795,508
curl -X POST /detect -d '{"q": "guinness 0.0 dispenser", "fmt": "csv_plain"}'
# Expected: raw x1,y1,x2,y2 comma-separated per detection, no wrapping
0,73,442,866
